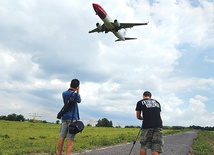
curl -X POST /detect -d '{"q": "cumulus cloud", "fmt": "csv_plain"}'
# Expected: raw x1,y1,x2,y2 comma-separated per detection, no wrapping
181,95,214,126
0,0,213,126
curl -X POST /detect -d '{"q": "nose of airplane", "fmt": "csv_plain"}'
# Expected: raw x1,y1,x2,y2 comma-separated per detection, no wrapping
92,3,99,13
92,3,96,8
92,3,107,19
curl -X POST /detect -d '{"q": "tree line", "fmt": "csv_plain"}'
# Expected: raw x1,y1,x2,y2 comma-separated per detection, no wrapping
0,113,25,121
0,113,47,123
189,125,214,131
95,118,113,127
0,113,114,127
1,113,214,130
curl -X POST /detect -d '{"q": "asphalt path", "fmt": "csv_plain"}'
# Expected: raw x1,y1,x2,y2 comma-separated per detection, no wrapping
73,130,198,155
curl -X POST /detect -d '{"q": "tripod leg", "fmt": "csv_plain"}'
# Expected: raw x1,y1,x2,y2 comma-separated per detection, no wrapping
129,127,142,155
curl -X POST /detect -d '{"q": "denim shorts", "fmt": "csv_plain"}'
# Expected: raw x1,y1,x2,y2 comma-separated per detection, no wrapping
140,128,164,153
59,120,76,141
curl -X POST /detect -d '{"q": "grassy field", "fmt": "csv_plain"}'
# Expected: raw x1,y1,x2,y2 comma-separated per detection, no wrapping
0,120,186,155
191,130,214,155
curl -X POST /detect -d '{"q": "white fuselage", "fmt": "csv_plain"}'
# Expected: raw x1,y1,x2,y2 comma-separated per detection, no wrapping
102,15,125,41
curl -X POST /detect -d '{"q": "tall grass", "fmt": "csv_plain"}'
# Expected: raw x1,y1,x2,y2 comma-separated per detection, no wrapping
191,130,214,155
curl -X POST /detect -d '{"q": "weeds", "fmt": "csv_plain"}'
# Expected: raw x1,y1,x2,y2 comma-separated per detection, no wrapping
191,130,214,155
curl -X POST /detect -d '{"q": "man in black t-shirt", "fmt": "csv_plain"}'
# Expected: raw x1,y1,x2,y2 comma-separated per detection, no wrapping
135,91,164,155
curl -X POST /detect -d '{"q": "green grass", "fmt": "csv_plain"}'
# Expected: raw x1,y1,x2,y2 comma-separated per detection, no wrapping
0,120,184,155
191,130,214,155
0,121,58,155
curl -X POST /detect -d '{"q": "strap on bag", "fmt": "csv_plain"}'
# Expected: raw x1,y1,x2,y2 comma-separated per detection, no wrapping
57,91,75,119
69,93,84,134
71,92,80,123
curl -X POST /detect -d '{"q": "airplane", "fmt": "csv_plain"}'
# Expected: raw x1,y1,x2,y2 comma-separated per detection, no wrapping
89,3,148,42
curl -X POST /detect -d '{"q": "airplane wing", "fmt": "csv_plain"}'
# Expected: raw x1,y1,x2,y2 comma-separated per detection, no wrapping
119,22,149,29
89,22,149,33
89,28,101,33
89,24,110,33
115,37,137,42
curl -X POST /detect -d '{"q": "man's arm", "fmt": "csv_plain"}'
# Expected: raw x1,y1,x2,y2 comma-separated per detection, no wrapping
136,111,143,120
76,94,81,103
75,86,81,103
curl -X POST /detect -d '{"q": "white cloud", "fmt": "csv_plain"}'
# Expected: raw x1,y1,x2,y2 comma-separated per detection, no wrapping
162,77,214,93
204,56,214,63
0,46,39,85
182,95,214,126
0,0,213,127
159,94,184,124
159,94,214,126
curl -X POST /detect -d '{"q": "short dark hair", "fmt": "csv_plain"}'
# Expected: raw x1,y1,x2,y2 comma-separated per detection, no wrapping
143,91,152,97
70,79,80,88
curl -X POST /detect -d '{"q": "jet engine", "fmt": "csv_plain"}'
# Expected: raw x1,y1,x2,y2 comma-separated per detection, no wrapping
114,19,120,27
96,23,102,31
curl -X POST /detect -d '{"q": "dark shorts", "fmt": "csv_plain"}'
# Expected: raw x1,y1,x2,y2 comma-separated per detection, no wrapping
140,128,164,153
59,120,76,141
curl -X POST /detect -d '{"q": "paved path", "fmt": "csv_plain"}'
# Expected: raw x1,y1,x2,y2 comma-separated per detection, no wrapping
73,130,198,155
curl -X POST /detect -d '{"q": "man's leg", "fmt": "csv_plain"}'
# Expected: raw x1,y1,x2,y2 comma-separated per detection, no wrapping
66,139,73,155
140,149,147,155
58,137,65,155
152,151,160,155
152,128,163,155
140,128,154,155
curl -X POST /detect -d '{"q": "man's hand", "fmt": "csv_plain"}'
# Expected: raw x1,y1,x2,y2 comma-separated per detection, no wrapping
76,86,79,93
136,111,143,120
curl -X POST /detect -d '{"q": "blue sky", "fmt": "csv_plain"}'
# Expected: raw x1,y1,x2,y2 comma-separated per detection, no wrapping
0,0,213,127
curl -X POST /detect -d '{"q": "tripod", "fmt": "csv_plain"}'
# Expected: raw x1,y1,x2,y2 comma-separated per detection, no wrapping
129,126,142,155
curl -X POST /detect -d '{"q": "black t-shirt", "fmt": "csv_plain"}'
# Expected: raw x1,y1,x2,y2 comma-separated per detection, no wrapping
135,98,163,129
